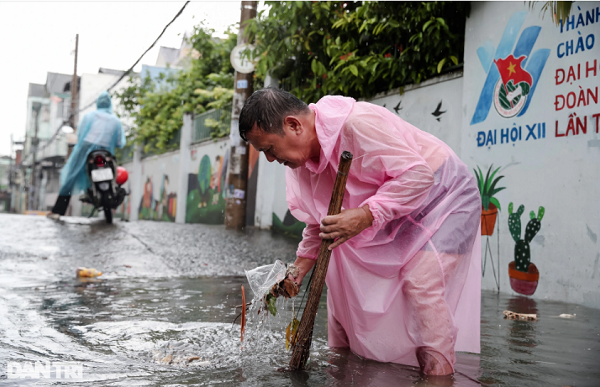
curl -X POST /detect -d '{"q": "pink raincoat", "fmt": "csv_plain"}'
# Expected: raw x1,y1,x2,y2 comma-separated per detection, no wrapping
286,96,481,369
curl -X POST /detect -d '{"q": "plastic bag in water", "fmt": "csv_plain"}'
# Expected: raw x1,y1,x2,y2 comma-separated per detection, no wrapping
245,260,286,299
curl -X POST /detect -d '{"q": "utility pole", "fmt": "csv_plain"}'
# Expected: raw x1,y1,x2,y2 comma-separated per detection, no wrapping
9,134,14,212
67,34,79,160
29,103,41,211
9,134,13,188
224,1,257,230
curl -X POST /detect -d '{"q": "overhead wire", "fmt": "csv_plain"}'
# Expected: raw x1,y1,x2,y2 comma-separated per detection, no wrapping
37,1,191,155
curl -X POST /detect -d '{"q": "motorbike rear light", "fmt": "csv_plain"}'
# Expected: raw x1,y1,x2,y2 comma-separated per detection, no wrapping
95,155,105,166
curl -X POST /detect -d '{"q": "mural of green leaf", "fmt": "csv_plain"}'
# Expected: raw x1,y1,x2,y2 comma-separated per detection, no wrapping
198,155,212,195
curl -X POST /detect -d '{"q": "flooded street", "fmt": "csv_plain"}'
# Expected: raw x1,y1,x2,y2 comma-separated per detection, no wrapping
1,213,599,386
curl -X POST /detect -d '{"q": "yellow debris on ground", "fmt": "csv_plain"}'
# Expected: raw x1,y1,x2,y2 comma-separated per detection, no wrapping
503,310,537,321
76,267,103,278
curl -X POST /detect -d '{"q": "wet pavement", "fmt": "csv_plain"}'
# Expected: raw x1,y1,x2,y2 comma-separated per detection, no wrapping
0,213,599,386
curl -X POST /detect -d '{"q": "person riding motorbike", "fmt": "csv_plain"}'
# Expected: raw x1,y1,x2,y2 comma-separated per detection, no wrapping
47,91,125,219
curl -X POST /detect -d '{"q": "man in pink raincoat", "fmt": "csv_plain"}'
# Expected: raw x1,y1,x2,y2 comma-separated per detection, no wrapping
239,88,481,375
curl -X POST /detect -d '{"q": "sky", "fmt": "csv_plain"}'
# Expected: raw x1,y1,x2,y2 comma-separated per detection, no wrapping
0,0,248,156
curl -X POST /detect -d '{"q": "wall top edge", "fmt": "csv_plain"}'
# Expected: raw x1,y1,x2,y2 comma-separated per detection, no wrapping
366,69,464,101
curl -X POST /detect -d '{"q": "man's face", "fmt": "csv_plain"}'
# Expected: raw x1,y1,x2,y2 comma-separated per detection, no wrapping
245,118,311,169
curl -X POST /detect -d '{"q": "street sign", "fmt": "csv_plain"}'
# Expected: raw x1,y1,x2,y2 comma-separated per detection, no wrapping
230,43,256,74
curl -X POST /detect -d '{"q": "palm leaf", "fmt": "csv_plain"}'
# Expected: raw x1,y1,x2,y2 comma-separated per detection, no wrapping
483,164,493,195
490,187,506,197
488,175,505,196
477,166,484,193
555,1,574,25
473,168,481,190
486,166,501,193
535,1,574,26
490,197,501,211
482,196,490,211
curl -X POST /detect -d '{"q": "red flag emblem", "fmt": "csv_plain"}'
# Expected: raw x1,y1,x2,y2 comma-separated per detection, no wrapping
494,55,533,88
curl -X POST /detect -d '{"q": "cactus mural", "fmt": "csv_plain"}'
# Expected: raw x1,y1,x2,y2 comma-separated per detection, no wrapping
508,202,545,295
508,203,545,271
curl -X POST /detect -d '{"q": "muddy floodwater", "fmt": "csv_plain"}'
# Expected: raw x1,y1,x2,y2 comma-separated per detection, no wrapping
1,214,599,386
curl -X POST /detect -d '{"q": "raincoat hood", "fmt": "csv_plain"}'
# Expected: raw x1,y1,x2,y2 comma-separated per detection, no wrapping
96,91,113,112
305,96,355,174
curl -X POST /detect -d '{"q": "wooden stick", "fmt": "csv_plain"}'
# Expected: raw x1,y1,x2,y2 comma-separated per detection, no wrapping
289,151,353,370
241,285,246,342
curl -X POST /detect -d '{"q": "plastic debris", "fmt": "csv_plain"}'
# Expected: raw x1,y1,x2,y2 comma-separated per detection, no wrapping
503,310,537,321
559,313,576,319
76,267,103,278
244,260,286,299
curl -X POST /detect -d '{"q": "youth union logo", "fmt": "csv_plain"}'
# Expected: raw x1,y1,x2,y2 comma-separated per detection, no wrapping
492,55,533,117
471,11,551,125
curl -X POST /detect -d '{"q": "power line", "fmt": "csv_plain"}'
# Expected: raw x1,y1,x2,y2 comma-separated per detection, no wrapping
77,0,191,114
37,1,190,155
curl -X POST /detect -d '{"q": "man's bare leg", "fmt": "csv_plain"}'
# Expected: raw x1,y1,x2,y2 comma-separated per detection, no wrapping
402,250,457,376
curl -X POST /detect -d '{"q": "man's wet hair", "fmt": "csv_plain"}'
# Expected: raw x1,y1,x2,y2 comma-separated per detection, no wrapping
239,87,309,141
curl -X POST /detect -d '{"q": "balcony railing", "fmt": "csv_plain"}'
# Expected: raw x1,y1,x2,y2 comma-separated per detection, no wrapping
193,104,232,143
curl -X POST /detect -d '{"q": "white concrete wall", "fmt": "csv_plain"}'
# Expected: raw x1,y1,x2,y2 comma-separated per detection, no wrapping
369,71,464,155
254,152,288,230
462,2,600,308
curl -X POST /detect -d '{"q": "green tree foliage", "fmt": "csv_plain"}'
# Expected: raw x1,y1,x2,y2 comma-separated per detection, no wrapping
533,1,573,26
246,1,470,103
113,24,237,153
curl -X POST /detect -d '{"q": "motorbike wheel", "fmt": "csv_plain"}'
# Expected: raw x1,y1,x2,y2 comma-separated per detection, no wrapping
101,193,113,224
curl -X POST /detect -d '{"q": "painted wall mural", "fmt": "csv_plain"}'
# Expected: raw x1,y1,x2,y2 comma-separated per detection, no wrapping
474,164,505,236
463,2,599,307
468,5,599,149
139,174,176,221
137,154,179,222
186,147,229,224
273,209,305,239
508,203,545,295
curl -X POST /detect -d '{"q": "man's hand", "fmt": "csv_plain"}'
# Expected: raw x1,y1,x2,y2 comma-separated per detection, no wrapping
319,205,373,250
289,257,316,286
270,257,316,298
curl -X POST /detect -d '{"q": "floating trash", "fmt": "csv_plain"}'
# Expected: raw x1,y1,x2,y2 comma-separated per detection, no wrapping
76,267,103,277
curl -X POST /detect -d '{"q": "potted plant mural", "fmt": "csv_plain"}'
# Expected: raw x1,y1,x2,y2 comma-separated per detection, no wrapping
474,165,505,235
507,203,545,296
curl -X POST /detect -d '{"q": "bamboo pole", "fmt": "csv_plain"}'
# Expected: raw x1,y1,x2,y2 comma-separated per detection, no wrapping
289,151,353,370
241,285,246,342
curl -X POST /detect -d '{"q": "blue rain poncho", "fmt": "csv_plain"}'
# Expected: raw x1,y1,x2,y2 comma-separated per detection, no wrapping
59,91,126,196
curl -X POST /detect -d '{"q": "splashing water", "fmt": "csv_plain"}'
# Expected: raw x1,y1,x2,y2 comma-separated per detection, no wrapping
142,263,322,373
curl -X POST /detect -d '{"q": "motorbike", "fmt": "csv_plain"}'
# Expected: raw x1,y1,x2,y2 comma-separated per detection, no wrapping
80,150,128,224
